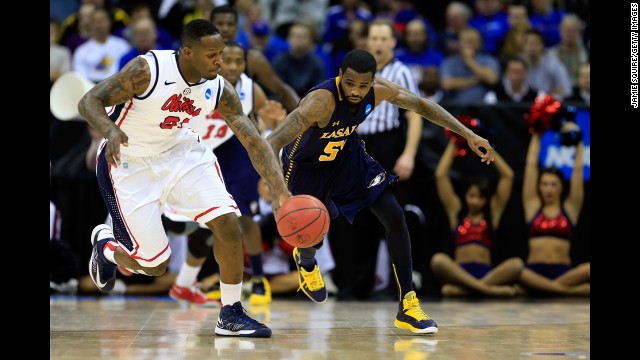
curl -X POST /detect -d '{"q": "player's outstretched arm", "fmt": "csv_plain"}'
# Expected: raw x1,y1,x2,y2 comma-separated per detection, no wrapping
376,76,495,164
216,78,291,212
266,90,334,156
77,57,151,167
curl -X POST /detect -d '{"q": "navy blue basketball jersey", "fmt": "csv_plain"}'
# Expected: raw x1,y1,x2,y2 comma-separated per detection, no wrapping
282,76,376,167
281,76,397,223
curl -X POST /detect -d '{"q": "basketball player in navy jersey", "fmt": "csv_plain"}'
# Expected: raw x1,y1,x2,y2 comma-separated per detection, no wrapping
267,49,494,334
78,19,290,338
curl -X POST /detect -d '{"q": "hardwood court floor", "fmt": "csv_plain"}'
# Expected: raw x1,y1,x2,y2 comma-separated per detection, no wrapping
50,295,590,359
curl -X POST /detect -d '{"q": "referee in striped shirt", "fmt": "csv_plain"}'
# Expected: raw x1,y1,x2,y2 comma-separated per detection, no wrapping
360,19,424,203
330,19,429,300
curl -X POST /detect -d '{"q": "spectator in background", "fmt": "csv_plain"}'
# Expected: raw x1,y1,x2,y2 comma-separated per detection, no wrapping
528,0,565,47
497,4,531,66
57,0,130,49
50,17,71,86
263,0,329,40
431,139,521,298
328,18,369,77
437,1,473,57
72,7,131,83
273,21,328,98
484,57,540,104
379,1,439,52
118,17,167,70
469,0,509,55
418,66,447,103
322,0,374,53
60,2,96,54
394,18,444,84
521,29,572,100
210,6,301,112
564,63,589,107
249,20,289,63
547,14,588,87
518,122,590,297
115,2,177,51
159,0,231,43
441,27,500,103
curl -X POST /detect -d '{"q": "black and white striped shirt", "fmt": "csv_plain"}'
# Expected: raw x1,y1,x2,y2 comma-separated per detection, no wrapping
358,58,420,135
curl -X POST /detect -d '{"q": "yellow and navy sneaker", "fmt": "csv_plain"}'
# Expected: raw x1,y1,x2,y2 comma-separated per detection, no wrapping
249,277,272,305
394,291,438,334
293,247,327,303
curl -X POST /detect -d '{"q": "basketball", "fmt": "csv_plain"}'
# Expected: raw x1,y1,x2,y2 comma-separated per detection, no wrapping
276,195,329,248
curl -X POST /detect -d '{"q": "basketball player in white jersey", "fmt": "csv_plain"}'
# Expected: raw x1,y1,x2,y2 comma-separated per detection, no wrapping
163,42,286,307
77,19,290,338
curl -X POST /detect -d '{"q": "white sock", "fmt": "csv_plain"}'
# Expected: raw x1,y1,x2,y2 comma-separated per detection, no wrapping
175,263,201,287
220,281,242,307
102,241,118,263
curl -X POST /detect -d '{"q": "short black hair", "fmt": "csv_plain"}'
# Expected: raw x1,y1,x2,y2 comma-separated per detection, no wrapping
341,49,377,76
181,19,220,49
210,5,238,23
224,41,246,55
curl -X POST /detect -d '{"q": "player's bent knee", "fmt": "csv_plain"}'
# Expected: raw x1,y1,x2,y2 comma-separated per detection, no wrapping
207,213,241,240
188,228,213,258
132,246,172,271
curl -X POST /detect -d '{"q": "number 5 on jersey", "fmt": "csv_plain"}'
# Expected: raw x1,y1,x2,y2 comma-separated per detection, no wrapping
319,140,346,161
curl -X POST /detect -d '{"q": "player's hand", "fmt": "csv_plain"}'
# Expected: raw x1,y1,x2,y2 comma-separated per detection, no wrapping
104,126,129,167
257,100,287,130
467,133,494,165
393,153,415,181
271,190,292,217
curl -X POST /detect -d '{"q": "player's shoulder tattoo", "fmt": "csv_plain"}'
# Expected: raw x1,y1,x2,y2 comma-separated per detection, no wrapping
121,57,151,93
94,57,150,105
301,90,333,124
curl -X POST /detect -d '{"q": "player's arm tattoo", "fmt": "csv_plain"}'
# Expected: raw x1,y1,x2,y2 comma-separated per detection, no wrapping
78,57,150,137
217,79,287,195
384,79,473,139
266,91,332,151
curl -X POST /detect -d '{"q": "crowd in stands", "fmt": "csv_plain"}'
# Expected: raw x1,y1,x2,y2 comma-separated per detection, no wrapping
50,0,590,300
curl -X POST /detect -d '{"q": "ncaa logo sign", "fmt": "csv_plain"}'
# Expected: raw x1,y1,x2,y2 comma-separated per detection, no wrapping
205,88,212,100
365,104,372,115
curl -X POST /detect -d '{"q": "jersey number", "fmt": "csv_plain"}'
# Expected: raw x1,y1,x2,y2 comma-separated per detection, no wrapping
203,124,229,139
319,140,346,161
159,116,190,129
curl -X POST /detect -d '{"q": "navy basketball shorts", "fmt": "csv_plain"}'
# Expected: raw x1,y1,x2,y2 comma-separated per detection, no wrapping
282,139,397,223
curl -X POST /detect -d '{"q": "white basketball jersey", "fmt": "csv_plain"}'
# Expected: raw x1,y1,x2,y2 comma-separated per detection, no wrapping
108,50,225,157
189,72,254,150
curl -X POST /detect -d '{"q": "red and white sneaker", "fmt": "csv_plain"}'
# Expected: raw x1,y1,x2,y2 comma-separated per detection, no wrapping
170,282,220,307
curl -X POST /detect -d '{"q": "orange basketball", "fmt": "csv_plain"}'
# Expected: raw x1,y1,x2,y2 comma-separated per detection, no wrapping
276,195,330,248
